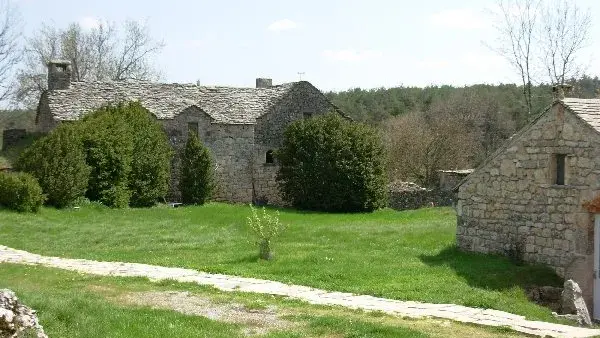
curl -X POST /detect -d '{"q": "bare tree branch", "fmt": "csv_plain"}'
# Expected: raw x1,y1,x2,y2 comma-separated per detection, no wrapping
0,0,22,103
15,19,164,108
490,0,540,117
539,0,591,85
490,0,591,118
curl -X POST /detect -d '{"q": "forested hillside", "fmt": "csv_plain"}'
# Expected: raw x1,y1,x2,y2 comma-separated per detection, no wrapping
326,76,600,126
327,76,600,187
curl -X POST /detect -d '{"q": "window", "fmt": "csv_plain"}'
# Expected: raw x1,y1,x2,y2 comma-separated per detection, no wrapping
303,112,313,119
555,154,566,185
265,150,274,164
188,122,199,136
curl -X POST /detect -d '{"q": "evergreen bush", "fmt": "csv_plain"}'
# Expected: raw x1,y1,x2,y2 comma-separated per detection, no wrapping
15,124,90,208
276,113,387,212
179,132,214,205
0,171,45,212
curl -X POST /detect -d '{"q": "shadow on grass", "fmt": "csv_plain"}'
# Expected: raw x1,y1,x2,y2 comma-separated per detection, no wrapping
419,246,563,291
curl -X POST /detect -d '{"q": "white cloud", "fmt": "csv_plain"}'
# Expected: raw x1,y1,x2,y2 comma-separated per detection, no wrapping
184,33,217,49
428,8,485,30
460,52,505,71
78,16,101,30
416,58,450,70
267,19,298,32
322,49,382,62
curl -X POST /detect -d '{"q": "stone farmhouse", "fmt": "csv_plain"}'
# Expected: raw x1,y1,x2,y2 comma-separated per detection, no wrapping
456,88,600,317
36,60,345,204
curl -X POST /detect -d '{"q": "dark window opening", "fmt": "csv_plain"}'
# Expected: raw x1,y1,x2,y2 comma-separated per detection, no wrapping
188,122,199,136
266,150,274,164
556,154,566,185
303,112,312,119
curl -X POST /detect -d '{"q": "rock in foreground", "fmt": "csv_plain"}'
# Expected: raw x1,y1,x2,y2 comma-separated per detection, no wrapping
0,289,47,338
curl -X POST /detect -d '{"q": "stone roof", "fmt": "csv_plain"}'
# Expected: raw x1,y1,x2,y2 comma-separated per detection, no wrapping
562,98,600,133
45,80,305,124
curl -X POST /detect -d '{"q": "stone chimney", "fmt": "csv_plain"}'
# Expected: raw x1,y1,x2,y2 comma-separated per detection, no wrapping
47,60,72,90
552,84,573,100
256,78,272,88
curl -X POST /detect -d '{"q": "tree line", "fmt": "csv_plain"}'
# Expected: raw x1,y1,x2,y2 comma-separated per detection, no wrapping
327,76,600,188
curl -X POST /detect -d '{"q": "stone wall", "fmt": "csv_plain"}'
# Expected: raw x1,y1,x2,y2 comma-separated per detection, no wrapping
387,181,455,211
35,81,341,205
457,104,600,308
210,124,254,203
36,93,58,133
163,106,213,201
252,146,283,205
2,129,26,150
253,81,338,204
438,170,473,191
254,81,336,148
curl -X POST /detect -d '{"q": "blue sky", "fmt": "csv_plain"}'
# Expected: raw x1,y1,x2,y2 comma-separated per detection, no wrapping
15,0,600,91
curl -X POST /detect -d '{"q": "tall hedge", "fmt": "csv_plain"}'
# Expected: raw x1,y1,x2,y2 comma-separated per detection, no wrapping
80,107,134,208
0,171,46,212
276,113,387,212
179,132,214,205
15,124,90,208
79,102,172,207
17,101,172,208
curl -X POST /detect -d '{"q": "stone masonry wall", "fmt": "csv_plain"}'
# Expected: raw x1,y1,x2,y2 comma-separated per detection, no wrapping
36,93,58,133
2,129,26,150
164,107,255,203
253,81,337,204
36,82,339,205
209,124,254,203
162,106,213,201
457,104,600,308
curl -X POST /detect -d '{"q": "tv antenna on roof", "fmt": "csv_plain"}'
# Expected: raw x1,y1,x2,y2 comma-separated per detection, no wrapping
297,72,305,81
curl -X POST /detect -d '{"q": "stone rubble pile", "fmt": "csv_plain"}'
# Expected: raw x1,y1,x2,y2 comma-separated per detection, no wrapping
0,289,47,338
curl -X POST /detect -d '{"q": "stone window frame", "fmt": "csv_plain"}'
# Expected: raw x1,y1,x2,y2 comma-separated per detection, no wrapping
550,153,569,186
187,122,199,136
265,150,275,165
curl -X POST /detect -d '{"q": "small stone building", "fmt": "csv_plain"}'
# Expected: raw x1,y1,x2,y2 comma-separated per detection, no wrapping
456,92,600,315
36,60,346,204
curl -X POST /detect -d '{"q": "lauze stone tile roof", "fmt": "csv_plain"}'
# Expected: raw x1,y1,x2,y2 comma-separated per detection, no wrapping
46,80,302,124
562,98,600,132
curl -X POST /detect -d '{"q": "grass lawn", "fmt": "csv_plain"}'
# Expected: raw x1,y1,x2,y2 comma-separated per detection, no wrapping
0,263,527,337
0,203,562,322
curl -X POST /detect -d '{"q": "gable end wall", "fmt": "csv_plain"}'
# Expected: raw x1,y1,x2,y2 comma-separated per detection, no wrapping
253,82,337,204
457,104,600,308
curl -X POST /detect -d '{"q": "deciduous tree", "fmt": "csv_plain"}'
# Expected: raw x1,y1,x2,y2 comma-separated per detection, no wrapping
15,20,164,108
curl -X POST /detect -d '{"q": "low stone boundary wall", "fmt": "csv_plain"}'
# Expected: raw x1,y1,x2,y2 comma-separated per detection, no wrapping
387,182,455,211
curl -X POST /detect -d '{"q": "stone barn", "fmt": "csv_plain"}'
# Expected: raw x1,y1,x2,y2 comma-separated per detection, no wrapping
36,60,346,204
456,90,600,318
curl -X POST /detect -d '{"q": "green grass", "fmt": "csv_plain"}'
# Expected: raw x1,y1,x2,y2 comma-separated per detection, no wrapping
0,263,528,337
0,203,562,322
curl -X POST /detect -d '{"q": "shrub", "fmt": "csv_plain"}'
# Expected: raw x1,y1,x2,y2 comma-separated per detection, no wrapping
79,102,172,208
276,113,387,212
122,103,172,207
15,124,90,208
0,171,45,212
179,132,215,205
80,107,133,208
246,205,286,260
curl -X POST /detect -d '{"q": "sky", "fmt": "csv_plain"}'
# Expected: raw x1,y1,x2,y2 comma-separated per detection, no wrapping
14,0,600,91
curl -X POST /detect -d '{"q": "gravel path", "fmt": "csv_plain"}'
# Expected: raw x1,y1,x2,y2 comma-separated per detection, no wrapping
1,245,599,338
